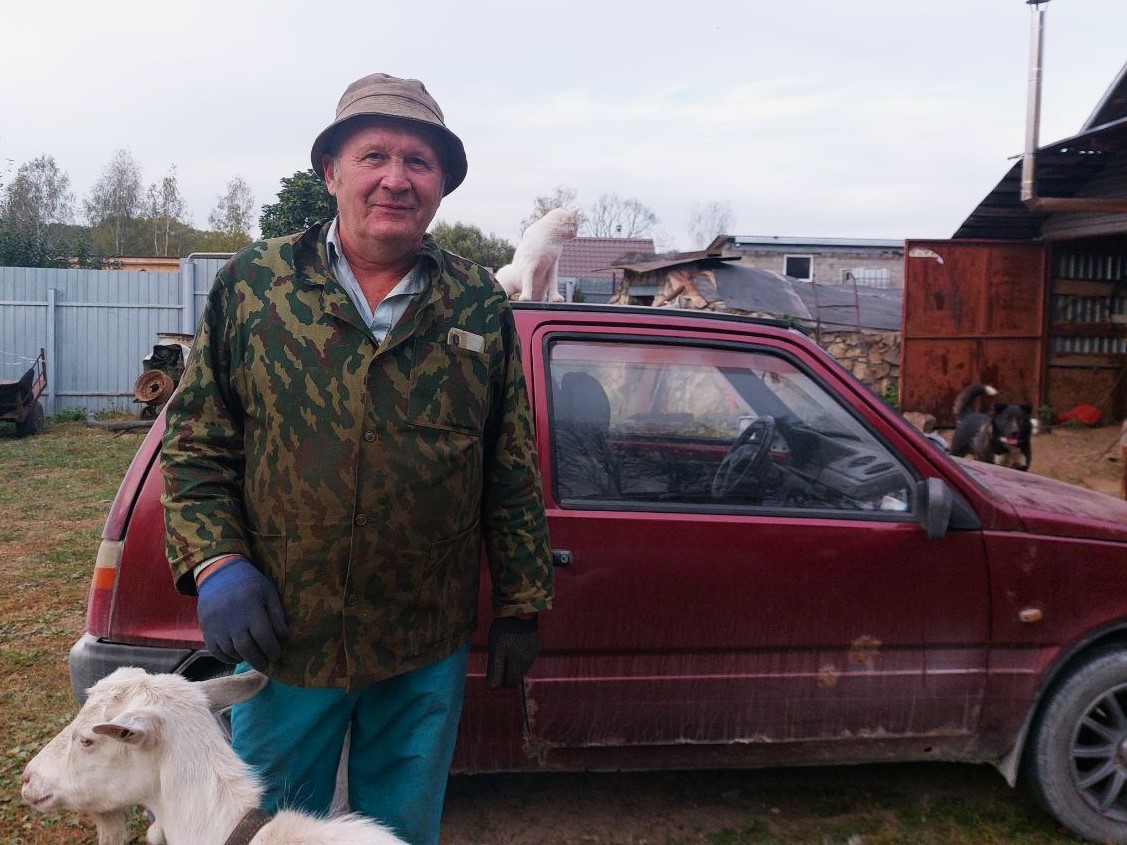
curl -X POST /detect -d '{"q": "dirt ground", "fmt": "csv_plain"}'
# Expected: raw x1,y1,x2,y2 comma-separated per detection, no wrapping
441,763,1057,845
9,422,1124,844
969,419,1126,496
439,421,1127,845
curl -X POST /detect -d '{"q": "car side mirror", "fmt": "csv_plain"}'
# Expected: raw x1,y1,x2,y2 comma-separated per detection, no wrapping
917,477,953,540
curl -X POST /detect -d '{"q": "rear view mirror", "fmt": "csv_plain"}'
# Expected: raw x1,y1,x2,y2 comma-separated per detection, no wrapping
917,477,953,540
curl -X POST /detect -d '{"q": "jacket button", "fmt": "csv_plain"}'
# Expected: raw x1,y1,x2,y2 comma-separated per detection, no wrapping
364,431,375,442
354,513,368,526
346,593,357,607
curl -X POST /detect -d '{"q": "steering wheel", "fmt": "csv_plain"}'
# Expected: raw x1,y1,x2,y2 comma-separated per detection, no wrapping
711,415,777,499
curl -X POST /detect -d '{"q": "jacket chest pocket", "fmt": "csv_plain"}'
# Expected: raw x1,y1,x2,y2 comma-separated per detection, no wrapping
407,341,490,435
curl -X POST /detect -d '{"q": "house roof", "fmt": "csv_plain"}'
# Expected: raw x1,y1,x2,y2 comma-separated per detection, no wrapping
714,265,811,319
1085,61,1127,130
729,235,903,252
712,263,903,332
617,254,742,274
558,237,655,281
953,117,1127,240
790,278,903,332
614,237,744,274
954,60,1127,240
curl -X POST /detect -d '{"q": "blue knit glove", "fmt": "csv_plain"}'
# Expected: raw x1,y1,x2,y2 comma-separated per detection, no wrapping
197,557,288,672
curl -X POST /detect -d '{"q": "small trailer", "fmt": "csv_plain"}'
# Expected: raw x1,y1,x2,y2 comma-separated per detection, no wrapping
0,348,47,437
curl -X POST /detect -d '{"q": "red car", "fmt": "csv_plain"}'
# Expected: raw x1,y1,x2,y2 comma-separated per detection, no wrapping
71,303,1127,843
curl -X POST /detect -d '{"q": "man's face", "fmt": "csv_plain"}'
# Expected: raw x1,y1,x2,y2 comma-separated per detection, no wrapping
324,118,446,261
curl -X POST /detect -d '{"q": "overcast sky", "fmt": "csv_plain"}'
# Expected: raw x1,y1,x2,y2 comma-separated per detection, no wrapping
3,0,1125,252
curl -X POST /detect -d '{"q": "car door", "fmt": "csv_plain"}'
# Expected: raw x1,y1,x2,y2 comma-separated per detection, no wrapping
523,325,989,759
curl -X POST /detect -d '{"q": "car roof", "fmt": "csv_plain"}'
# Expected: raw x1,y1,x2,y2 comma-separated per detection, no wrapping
509,301,802,333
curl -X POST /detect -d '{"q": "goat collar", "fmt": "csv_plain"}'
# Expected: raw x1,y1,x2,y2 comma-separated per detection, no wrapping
224,808,271,845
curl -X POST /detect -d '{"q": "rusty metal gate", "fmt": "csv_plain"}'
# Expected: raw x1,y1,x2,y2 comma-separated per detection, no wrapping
901,240,1047,425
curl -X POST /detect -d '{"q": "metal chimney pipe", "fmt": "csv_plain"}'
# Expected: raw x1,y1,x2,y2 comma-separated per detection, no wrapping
1018,0,1127,213
1020,0,1047,205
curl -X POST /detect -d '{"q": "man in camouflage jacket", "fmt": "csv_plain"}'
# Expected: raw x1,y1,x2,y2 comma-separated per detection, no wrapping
161,73,552,845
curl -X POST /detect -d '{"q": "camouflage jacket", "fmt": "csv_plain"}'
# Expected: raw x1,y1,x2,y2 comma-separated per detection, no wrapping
161,221,552,689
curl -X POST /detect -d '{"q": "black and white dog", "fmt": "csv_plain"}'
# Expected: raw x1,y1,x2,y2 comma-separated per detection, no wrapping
950,384,1033,471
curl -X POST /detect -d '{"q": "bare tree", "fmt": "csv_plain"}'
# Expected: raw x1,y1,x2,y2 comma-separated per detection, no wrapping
582,193,658,239
3,155,75,241
146,165,189,256
0,140,13,194
208,175,256,248
687,201,735,249
85,149,143,255
520,185,579,234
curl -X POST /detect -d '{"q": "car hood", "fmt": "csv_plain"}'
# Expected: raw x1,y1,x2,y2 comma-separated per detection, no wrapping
956,458,1127,543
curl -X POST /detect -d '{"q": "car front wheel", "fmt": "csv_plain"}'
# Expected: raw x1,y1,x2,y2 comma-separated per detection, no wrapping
1026,646,1127,843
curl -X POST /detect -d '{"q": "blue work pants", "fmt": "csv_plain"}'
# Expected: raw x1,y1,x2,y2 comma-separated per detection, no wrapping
230,646,469,845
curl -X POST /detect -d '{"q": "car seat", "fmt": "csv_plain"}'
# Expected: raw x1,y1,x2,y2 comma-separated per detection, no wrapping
553,371,620,499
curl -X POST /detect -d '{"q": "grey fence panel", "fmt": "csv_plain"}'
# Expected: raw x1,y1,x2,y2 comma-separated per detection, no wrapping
0,268,54,403
185,256,231,334
0,304,48,384
0,265,191,416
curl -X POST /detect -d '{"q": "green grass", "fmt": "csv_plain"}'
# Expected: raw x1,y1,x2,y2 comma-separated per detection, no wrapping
0,419,146,844
0,420,1109,844
687,766,1080,845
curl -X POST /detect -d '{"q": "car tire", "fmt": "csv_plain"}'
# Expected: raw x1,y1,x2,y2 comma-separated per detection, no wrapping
15,400,45,437
1026,646,1127,843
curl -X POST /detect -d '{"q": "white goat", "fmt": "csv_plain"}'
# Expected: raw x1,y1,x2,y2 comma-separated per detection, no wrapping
21,667,405,845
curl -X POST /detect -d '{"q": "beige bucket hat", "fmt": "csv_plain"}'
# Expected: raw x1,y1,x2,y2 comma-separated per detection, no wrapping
310,73,467,195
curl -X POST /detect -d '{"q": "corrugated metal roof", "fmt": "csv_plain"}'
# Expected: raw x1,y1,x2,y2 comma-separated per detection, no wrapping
955,60,1127,241
791,279,903,332
730,236,903,251
711,264,903,331
558,237,655,281
1085,60,1127,130
714,265,811,319
953,117,1127,240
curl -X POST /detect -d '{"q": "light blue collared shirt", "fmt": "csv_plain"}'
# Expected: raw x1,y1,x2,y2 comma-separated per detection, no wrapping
326,218,427,343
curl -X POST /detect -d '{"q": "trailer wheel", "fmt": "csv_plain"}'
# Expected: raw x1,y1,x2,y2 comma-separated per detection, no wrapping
15,401,44,437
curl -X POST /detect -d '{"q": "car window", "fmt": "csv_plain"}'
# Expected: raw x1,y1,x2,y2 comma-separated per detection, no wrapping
548,339,914,515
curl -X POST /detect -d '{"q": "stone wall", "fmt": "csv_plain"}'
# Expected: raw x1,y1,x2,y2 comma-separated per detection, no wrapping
648,302,902,407
816,329,901,405
722,309,900,402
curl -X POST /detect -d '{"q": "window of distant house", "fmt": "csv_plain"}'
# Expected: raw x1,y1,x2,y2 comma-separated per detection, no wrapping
784,255,813,281
842,268,892,288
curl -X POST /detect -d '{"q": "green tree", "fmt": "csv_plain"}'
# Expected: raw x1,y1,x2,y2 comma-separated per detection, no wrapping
85,149,143,255
259,169,336,238
3,155,75,241
207,175,256,251
0,154,77,267
0,143,13,194
429,221,514,268
70,230,112,269
145,164,189,256
0,226,69,268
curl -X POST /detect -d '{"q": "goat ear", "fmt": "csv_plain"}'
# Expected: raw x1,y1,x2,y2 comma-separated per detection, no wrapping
200,671,269,712
92,709,162,745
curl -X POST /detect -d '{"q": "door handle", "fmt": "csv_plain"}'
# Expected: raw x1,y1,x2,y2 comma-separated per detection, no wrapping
551,549,573,567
